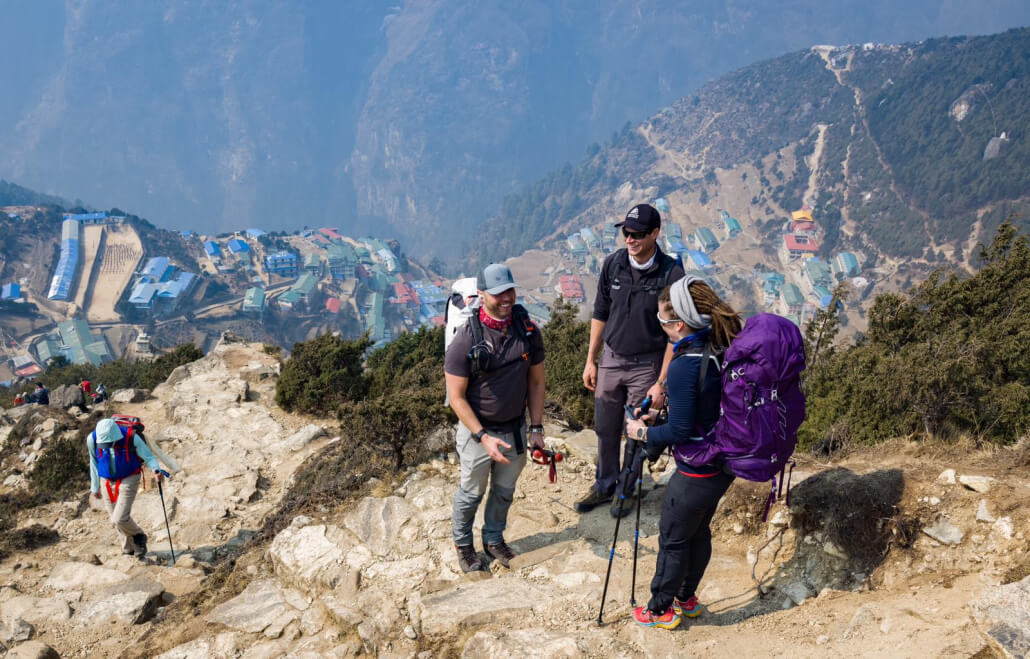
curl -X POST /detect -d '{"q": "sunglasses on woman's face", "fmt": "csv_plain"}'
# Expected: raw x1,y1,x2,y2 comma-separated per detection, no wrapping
622,228,650,240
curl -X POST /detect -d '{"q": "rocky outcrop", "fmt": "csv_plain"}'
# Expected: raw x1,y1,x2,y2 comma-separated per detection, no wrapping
110,388,147,404
970,575,1030,658
48,385,84,410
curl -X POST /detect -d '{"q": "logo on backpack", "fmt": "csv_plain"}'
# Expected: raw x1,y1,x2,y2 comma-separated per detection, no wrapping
674,313,807,516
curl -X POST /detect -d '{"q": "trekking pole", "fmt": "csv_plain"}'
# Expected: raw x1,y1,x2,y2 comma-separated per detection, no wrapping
156,470,176,565
596,396,650,625
626,398,652,608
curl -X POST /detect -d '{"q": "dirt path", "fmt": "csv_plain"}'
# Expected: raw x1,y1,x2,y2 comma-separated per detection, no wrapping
803,123,828,208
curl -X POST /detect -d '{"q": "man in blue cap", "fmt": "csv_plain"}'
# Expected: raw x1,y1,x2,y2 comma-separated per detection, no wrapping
87,418,167,558
444,263,546,572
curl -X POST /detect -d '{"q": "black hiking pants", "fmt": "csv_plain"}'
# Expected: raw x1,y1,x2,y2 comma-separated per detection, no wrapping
648,469,734,614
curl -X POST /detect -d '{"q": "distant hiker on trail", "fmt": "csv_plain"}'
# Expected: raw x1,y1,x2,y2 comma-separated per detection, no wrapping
625,277,741,630
576,203,684,518
444,263,546,572
32,382,49,406
87,418,168,558
79,379,92,407
12,392,26,407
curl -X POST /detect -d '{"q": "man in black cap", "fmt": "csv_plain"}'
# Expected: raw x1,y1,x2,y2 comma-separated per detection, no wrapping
576,203,684,517
445,263,546,572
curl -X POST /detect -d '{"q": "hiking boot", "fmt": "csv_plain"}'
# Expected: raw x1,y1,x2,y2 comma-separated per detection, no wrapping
133,533,148,558
574,487,612,513
456,545,483,573
484,541,516,568
610,491,636,518
674,595,702,618
633,605,681,630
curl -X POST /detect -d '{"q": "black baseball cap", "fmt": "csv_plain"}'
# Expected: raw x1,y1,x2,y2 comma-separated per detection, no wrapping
615,203,661,232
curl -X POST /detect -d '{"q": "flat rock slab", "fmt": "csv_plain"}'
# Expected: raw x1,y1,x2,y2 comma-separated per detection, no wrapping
76,576,165,624
420,578,546,636
922,519,963,545
959,475,996,493
560,429,599,465
344,496,413,557
287,424,326,451
206,579,298,638
44,562,129,592
1,596,72,626
7,640,60,659
461,629,583,658
970,575,1030,659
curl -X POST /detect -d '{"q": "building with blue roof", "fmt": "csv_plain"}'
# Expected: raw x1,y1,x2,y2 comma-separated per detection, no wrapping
580,227,600,249
1,283,20,300
228,238,251,254
265,251,299,277
63,211,108,223
245,228,267,238
203,240,221,257
130,282,160,309
48,219,80,300
686,250,711,270
141,257,173,283
653,198,670,214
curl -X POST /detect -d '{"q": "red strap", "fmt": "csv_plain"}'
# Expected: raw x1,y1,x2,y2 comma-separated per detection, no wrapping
105,479,121,503
678,469,721,478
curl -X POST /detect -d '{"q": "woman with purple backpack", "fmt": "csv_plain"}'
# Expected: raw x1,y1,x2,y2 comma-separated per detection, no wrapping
625,276,742,630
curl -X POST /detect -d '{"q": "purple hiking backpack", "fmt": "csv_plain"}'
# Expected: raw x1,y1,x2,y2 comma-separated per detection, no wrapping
674,313,807,517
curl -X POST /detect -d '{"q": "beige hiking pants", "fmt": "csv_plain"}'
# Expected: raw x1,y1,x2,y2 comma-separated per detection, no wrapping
101,472,145,554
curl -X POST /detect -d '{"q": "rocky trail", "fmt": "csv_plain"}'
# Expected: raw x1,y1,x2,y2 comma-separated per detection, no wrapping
1,339,1028,658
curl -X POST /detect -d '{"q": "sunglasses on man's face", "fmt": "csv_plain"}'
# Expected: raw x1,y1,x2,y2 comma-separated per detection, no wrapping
622,228,651,240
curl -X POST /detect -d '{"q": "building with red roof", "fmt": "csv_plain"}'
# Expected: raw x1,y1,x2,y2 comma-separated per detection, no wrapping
784,234,820,259
319,227,344,242
325,297,341,314
558,274,586,303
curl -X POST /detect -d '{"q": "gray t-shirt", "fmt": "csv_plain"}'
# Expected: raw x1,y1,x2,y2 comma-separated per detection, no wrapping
444,318,545,424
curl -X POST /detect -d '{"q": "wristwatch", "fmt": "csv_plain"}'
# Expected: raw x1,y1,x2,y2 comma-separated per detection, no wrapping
528,424,544,434
634,426,646,440
472,429,486,442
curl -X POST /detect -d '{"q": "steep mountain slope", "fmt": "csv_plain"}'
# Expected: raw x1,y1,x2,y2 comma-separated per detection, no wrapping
2,2,1029,257
476,28,1030,269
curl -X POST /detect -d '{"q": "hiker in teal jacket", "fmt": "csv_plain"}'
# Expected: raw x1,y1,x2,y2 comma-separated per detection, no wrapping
87,418,166,557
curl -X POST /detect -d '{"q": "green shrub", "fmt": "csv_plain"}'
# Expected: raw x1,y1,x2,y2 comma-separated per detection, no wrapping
541,298,593,429
275,333,371,414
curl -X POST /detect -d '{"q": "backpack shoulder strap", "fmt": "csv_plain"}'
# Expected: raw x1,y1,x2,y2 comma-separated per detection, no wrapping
469,309,485,346
511,304,537,342
604,249,627,290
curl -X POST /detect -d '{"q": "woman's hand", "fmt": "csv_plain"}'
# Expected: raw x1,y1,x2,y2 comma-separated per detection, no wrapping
626,418,647,442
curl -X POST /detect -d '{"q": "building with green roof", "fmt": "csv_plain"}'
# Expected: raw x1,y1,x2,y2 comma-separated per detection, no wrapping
277,273,319,311
782,283,804,315
242,287,266,314
805,258,833,288
34,319,113,366
694,227,720,253
327,243,358,279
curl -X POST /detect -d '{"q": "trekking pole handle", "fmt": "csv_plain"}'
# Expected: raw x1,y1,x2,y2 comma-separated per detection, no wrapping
624,395,652,421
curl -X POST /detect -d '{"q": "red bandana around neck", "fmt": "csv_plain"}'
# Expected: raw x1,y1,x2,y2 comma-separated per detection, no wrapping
479,306,511,331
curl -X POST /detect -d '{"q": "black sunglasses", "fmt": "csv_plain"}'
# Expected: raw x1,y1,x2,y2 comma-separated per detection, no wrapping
622,228,651,240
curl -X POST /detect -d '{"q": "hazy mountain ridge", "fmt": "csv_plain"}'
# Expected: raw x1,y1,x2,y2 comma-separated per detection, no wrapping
2,1,1029,259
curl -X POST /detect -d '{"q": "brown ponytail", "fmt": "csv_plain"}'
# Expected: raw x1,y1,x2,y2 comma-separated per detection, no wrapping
688,280,742,348
659,281,742,349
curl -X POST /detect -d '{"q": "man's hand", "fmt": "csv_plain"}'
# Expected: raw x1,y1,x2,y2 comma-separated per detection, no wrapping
646,381,666,411
481,434,511,464
626,418,647,442
528,429,545,452
154,470,167,484
582,360,597,392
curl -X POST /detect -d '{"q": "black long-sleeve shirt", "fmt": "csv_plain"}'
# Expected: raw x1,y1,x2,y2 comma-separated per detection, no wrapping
592,247,683,356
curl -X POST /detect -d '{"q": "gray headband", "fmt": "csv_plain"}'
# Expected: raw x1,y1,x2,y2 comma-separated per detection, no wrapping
669,276,711,329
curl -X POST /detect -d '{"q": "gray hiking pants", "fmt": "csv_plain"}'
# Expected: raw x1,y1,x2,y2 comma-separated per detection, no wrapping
451,421,526,547
593,345,662,496
101,472,145,554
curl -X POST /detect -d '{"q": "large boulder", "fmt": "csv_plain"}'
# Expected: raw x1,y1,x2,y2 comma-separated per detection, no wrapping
110,388,147,403
7,640,60,659
49,385,84,409
285,424,326,451
969,575,1030,658
269,523,355,591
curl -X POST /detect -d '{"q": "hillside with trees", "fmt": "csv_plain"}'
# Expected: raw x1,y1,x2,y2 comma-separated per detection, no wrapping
472,27,1030,269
